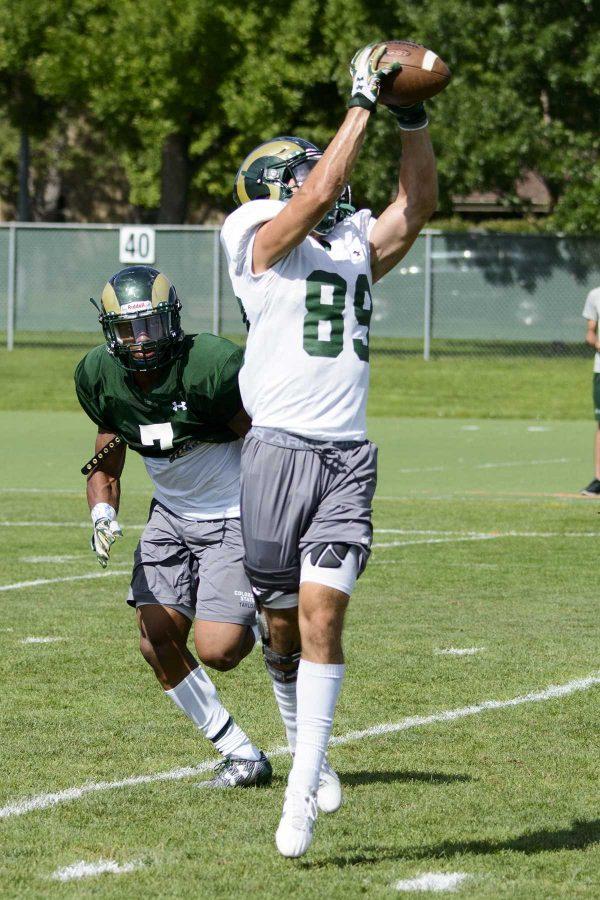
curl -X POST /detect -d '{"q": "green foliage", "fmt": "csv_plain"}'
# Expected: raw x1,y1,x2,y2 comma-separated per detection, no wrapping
0,0,597,229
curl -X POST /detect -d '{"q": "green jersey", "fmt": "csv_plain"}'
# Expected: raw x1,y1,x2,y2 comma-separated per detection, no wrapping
74,334,244,459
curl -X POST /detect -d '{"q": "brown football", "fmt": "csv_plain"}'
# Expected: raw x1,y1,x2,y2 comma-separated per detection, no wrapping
376,40,451,106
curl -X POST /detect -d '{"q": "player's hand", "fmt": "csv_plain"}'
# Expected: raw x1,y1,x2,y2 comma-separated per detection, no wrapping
384,101,429,131
90,504,122,568
348,43,401,112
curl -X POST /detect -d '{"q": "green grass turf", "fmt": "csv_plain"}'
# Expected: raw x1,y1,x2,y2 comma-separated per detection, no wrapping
0,339,593,419
1,412,600,897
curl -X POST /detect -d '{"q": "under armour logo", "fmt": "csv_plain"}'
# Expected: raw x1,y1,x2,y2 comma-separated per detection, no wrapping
172,401,187,411
353,250,361,257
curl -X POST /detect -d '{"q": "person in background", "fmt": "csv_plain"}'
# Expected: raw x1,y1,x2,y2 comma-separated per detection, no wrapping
581,285,600,496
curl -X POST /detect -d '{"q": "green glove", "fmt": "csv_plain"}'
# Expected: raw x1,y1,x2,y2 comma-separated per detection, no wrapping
90,503,122,568
385,101,429,131
348,43,401,112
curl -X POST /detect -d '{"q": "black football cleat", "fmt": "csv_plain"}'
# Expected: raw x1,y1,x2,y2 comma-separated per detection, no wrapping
197,752,272,788
580,479,600,496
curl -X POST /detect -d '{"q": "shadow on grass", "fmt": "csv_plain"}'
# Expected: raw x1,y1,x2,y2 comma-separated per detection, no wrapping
341,770,472,787
314,818,600,869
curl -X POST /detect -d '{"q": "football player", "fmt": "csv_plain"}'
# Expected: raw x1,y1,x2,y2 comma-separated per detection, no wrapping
75,264,271,788
221,44,438,855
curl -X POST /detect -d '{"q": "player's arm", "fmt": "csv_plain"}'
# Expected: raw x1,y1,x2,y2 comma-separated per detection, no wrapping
87,429,126,568
227,408,252,438
368,127,438,284
585,319,599,350
252,107,371,274
252,44,401,274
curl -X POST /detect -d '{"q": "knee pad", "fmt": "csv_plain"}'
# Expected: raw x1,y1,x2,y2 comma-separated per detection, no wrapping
300,543,359,596
262,643,300,683
256,601,300,683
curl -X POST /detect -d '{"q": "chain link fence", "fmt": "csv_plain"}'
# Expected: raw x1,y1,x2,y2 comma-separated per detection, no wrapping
1,223,598,356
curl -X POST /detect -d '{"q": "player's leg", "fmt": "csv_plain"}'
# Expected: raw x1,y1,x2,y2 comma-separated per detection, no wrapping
275,547,358,857
276,441,376,856
194,619,255,672
130,502,266,782
137,602,195,688
185,516,271,784
259,603,301,754
259,599,341,812
581,377,600,495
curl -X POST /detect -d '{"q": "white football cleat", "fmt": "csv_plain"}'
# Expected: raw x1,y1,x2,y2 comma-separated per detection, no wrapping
275,787,318,858
317,758,342,813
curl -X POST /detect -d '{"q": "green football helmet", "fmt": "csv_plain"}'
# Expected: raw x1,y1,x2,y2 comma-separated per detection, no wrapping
93,266,184,372
233,136,355,235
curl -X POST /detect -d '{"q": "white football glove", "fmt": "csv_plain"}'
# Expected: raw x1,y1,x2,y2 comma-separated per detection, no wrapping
90,503,122,568
348,43,400,112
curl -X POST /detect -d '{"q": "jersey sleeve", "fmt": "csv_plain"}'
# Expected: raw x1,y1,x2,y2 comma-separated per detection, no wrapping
208,345,245,423
220,200,285,278
184,337,245,425
583,288,600,321
74,352,112,431
220,201,286,324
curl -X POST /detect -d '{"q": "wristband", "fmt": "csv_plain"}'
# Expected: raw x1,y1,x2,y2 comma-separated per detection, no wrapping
91,503,116,525
348,95,377,113
386,101,428,131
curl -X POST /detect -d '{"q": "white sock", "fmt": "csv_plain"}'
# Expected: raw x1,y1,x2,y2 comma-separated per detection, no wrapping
166,666,261,761
271,679,297,753
288,659,345,794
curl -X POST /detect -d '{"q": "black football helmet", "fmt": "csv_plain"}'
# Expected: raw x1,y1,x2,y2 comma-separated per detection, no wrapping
233,136,355,235
92,266,184,371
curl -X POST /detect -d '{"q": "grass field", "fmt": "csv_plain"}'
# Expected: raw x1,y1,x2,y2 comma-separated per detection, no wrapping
1,345,600,898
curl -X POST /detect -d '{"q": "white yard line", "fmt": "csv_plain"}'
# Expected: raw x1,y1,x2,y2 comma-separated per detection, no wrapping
21,555,88,564
395,457,570,475
51,859,143,882
0,487,150,495
1,530,595,591
395,872,470,892
372,535,499,550
435,648,485,656
0,521,147,529
20,637,64,645
1,671,598,820
0,570,130,592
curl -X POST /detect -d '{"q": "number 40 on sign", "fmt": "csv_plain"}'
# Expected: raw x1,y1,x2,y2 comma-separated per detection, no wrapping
119,226,156,265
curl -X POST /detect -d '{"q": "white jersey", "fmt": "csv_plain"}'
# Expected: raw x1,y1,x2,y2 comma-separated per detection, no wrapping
143,441,242,521
582,286,600,373
221,200,376,440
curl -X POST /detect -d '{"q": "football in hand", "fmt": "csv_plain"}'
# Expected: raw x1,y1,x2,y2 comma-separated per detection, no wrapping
376,40,451,107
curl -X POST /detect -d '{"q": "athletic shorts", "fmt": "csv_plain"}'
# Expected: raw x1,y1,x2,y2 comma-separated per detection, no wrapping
240,426,377,601
126,500,256,626
593,373,600,421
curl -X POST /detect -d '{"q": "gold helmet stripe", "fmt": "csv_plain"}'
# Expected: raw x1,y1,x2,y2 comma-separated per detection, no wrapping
101,282,120,313
236,138,307,205
151,272,171,307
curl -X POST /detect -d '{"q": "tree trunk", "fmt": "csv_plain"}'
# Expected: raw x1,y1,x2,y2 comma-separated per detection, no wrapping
158,133,189,223
17,129,30,221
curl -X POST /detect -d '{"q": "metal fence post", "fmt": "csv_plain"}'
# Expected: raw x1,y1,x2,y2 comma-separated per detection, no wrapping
7,223,16,351
212,228,221,335
423,231,433,360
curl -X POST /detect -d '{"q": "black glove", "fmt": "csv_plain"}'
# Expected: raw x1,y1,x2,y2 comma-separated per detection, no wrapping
385,101,428,131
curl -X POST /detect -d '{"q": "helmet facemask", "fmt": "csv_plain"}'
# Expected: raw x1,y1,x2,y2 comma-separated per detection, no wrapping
92,266,184,373
235,137,355,235
101,303,183,372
